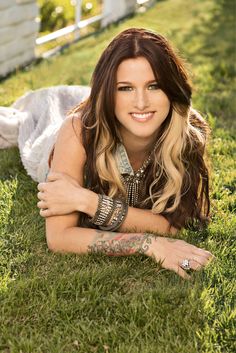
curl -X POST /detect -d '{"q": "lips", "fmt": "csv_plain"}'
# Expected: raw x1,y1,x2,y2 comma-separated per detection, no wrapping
130,111,155,122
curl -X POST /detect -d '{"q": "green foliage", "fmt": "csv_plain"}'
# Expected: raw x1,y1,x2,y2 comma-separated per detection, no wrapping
0,0,235,352
37,0,102,32
39,0,69,32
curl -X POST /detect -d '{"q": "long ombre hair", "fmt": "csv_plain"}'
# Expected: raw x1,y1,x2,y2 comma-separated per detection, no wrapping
71,28,210,229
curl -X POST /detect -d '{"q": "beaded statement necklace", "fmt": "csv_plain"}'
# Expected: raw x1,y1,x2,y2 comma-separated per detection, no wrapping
121,150,154,207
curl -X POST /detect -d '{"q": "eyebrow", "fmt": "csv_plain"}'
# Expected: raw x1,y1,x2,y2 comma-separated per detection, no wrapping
116,79,157,85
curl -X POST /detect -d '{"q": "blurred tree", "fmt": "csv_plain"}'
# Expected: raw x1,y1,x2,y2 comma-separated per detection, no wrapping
37,0,102,33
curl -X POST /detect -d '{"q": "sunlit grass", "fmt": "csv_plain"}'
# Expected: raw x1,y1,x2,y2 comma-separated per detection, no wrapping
0,1,235,352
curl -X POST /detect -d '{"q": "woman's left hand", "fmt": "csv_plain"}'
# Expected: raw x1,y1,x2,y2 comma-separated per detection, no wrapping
37,172,85,217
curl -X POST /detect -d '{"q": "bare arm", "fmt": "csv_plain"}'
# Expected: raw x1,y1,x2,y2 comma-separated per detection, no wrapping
81,190,175,235
40,115,170,240
48,226,150,256
39,115,212,279
40,116,160,255
41,175,174,235
47,225,212,280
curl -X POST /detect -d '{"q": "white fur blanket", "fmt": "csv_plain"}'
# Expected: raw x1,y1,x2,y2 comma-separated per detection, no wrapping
0,85,91,182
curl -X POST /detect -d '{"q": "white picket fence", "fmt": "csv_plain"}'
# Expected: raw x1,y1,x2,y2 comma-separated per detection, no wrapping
0,0,154,78
36,0,139,46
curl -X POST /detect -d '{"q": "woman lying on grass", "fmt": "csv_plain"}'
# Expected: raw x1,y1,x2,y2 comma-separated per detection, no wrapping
37,28,213,279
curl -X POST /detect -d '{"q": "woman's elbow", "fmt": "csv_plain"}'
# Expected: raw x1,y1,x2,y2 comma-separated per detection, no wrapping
46,230,63,252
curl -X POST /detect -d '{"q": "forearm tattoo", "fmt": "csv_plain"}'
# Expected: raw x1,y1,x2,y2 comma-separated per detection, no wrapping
88,230,153,256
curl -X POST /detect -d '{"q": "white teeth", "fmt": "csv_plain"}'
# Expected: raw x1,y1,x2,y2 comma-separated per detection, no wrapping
131,112,153,119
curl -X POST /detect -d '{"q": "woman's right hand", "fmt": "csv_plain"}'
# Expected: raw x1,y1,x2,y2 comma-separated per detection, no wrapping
144,235,214,279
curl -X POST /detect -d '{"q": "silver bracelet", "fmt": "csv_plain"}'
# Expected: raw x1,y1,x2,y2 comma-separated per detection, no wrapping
90,194,114,226
99,199,128,231
89,194,128,231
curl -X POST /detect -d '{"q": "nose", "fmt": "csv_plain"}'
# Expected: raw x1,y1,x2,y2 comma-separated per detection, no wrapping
133,89,150,111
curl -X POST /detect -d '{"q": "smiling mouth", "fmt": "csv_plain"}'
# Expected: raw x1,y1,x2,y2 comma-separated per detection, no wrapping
130,111,155,121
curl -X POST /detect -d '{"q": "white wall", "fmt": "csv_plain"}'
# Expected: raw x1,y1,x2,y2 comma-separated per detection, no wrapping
0,0,39,77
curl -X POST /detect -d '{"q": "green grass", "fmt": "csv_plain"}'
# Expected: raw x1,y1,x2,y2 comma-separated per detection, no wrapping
0,0,235,352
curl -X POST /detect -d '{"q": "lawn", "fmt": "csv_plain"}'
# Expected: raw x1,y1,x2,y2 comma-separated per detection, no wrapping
0,0,235,352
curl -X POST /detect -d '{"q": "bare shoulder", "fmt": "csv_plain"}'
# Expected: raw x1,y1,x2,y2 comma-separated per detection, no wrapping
56,112,85,154
51,112,86,182
46,112,87,241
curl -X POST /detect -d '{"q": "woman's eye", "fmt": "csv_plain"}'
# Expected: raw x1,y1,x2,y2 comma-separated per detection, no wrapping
117,86,133,91
117,84,160,91
148,84,160,90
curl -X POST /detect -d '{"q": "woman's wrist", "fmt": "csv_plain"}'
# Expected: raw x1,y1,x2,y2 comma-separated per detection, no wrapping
138,233,155,256
78,188,99,217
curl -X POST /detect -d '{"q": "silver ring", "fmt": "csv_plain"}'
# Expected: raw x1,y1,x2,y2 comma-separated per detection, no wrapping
180,259,191,270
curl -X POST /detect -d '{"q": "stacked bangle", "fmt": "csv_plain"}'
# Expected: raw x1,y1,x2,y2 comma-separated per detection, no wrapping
90,194,128,231
90,194,114,226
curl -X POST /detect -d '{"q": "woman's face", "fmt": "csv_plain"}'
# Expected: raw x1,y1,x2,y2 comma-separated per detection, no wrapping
114,56,170,147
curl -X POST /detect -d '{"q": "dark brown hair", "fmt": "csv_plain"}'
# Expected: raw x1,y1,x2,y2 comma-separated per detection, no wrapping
70,28,210,229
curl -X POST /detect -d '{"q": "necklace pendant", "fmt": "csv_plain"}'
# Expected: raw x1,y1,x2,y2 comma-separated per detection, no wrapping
121,147,154,207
